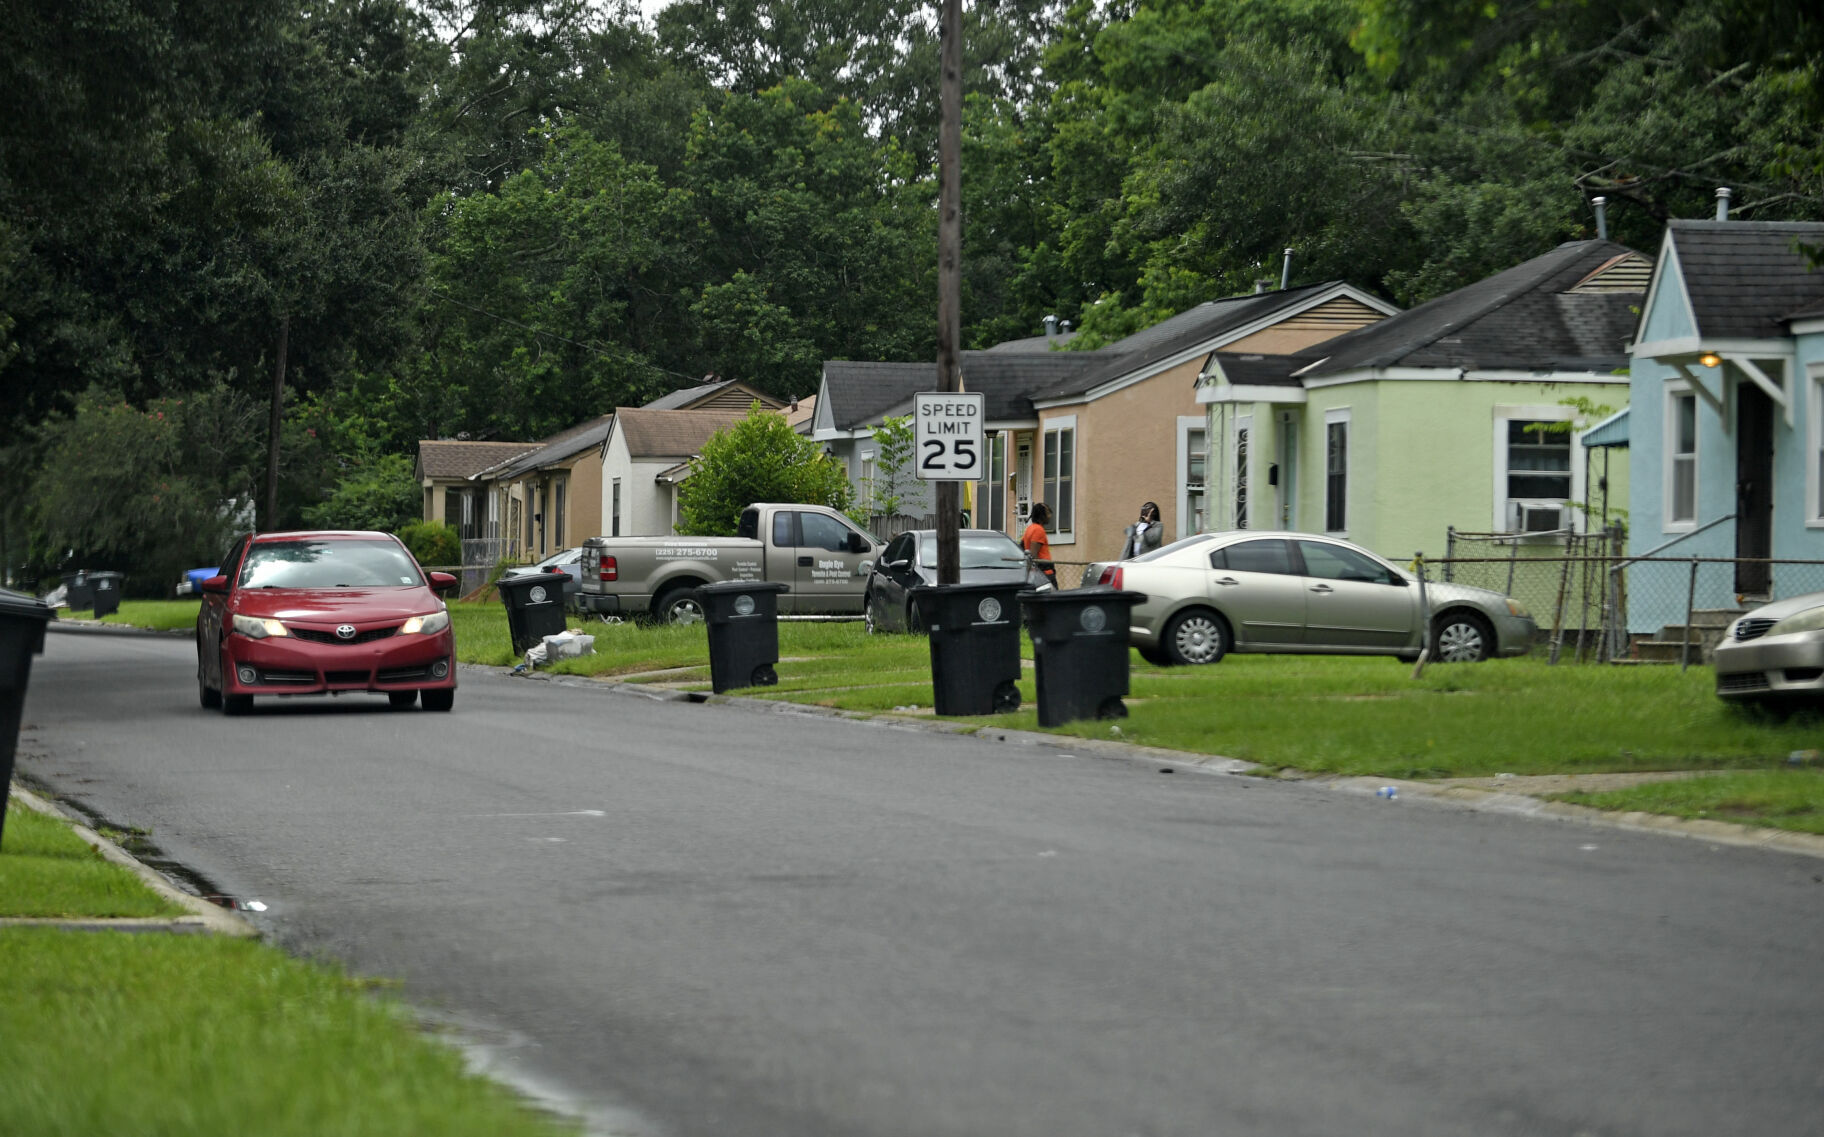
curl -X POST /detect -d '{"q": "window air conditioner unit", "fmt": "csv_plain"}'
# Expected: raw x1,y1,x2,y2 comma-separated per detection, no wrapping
1507,500,1567,533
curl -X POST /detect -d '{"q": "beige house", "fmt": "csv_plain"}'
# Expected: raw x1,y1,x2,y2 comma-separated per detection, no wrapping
599,407,750,536
816,281,1397,565
473,414,615,562
416,440,535,539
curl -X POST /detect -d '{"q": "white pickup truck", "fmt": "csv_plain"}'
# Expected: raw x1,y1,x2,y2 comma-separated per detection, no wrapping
577,503,882,623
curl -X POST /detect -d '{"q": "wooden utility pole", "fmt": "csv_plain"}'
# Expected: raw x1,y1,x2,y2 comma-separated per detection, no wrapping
934,0,963,584
264,315,290,532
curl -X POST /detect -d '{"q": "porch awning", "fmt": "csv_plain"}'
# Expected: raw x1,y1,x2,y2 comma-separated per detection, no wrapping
1580,407,1629,449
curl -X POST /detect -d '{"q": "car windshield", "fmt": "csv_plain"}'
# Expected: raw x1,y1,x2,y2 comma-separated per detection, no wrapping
918,533,1028,569
239,540,423,589
533,548,579,569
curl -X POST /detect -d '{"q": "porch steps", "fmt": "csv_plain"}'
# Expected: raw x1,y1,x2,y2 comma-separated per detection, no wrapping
1630,608,1746,664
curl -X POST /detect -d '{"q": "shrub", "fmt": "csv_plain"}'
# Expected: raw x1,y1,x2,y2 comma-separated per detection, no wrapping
397,521,460,567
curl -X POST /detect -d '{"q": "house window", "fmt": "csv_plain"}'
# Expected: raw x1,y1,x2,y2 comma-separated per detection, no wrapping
611,479,622,537
858,451,877,515
1504,419,1572,531
1667,389,1697,526
1324,411,1349,534
1043,422,1074,535
1233,417,1250,530
486,490,499,539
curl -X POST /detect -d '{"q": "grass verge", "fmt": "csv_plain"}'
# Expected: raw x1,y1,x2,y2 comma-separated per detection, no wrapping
1551,769,1824,835
95,599,201,632
0,800,580,1137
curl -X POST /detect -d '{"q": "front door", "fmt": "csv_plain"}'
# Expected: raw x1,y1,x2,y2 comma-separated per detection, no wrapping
1736,384,1774,597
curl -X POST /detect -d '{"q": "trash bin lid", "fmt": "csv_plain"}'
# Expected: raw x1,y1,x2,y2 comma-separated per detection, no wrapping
1017,585,1147,605
0,586,55,624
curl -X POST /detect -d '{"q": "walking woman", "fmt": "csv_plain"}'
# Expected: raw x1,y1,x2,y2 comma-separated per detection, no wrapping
1022,502,1057,588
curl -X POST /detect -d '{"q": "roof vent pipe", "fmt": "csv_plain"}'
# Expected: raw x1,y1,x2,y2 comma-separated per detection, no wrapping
1280,248,1294,291
1061,320,1072,333
1592,196,1608,240
1043,314,1059,336
1715,187,1732,221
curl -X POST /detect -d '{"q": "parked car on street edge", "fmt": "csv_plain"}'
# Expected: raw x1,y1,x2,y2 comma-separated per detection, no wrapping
1712,591,1824,705
502,547,583,608
195,530,460,714
1083,530,1535,665
864,529,1053,634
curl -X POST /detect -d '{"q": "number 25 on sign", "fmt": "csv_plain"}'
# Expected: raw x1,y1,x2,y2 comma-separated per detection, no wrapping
914,391,984,480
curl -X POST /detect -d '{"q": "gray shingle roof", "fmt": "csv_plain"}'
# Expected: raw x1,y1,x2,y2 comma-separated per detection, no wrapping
1209,352,1307,387
490,414,615,478
612,406,748,459
820,354,1106,429
1666,221,1824,339
642,378,782,411
1299,240,1648,377
417,440,536,480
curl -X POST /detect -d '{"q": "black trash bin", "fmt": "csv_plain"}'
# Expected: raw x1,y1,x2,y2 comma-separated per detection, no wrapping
1018,586,1147,727
89,571,125,618
698,581,789,694
497,572,571,657
912,581,1025,716
0,587,54,848
62,571,95,612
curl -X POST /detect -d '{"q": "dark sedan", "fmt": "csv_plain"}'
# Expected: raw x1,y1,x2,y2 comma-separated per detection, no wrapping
196,530,460,714
863,529,1052,633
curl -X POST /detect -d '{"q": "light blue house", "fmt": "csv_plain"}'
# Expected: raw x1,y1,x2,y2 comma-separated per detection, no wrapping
1619,218,1824,633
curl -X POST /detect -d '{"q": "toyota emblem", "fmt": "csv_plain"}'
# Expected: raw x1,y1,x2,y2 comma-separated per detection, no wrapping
336,624,357,640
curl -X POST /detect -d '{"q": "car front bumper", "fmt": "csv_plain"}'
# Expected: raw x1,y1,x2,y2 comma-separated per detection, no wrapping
1493,612,1538,657
222,630,457,696
1713,631,1824,700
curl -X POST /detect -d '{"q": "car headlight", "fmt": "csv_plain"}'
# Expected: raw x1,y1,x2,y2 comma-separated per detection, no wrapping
1768,606,1824,637
400,610,451,635
231,614,289,639
1505,599,1532,619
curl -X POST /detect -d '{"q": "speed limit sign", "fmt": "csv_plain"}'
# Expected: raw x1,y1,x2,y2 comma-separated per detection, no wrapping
914,391,984,480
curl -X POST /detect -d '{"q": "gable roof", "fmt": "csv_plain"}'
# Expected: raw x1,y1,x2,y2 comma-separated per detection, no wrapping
642,378,785,412
610,406,747,460
487,414,616,480
1660,220,1824,340
417,440,536,481
818,354,1107,432
1298,240,1650,378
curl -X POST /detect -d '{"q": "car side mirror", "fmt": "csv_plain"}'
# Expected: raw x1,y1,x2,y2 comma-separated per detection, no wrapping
1389,575,1408,587
885,558,910,571
428,571,459,594
848,531,870,554
201,574,229,594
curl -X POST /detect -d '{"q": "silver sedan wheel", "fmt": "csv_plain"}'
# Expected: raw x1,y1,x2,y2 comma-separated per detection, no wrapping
1167,611,1227,665
1433,615,1490,663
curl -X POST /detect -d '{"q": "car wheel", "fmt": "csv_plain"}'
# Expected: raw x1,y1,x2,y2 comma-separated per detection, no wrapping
421,688,455,712
1163,609,1229,666
388,691,418,709
655,587,706,626
864,590,881,635
1432,611,1493,663
197,649,222,710
222,693,253,716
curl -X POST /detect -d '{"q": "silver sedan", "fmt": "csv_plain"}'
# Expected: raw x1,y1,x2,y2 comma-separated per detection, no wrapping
1713,592,1824,704
1082,531,1536,665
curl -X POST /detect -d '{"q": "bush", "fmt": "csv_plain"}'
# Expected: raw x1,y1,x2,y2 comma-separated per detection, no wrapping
397,521,460,567
676,403,854,536
302,452,420,532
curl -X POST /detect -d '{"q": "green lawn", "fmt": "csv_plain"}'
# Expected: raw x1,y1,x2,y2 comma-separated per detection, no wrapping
1553,769,1824,835
95,598,201,632
0,798,580,1137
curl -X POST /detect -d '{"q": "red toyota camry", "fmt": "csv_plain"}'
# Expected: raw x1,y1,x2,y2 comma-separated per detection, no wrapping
196,531,460,714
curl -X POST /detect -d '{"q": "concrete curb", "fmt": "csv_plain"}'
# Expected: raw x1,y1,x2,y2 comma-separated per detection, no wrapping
44,617,192,638
5,787,258,936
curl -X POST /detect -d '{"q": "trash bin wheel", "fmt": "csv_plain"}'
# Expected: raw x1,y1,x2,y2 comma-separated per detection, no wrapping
388,691,418,709
992,680,1021,713
1096,696,1128,720
751,664,778,687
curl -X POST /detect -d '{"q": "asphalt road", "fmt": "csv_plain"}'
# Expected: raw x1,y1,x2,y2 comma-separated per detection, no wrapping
16,628,1824,1137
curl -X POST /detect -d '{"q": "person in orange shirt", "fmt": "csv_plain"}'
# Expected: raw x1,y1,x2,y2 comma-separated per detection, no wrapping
1021,502,1057,587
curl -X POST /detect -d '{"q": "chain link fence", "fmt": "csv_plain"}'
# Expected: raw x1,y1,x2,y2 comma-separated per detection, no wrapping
1427,527,1824,664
